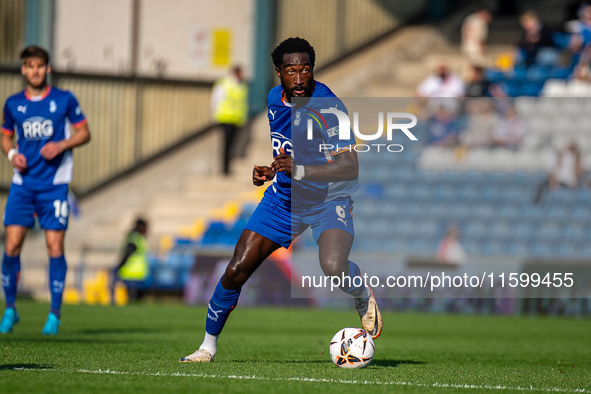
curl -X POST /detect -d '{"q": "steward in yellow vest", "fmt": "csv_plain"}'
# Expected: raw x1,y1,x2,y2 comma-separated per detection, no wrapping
116,219,149,281
211,66,248,175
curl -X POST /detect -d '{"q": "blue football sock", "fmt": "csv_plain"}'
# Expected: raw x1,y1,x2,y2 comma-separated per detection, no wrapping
2,253,20,308
339,261,368,299
205,280,240,336
48,255,67,317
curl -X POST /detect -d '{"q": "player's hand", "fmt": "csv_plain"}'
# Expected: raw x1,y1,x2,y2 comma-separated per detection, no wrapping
11,153,27,173
253,165,275,186
271,148,293,176
40,141,66,160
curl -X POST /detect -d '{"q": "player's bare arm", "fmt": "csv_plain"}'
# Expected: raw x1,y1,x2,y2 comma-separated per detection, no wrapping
1,133,27,172
40,122,91,160
271,147,358,182
252,165,275,186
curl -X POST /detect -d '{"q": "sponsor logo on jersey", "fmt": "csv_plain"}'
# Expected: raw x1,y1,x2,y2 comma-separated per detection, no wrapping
270,132,293,156
269,109,277,120
49,100,57,113
75,106,82,116
22,116,54,140
17,105,27,114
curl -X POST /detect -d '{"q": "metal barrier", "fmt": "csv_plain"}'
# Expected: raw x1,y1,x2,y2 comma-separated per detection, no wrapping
0,70,213,194
0,0,24,65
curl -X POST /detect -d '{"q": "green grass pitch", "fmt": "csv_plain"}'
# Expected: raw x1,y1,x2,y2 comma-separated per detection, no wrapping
1,300,589,393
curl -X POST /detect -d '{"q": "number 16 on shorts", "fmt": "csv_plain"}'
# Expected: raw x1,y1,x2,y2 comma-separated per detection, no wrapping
53,199,69,226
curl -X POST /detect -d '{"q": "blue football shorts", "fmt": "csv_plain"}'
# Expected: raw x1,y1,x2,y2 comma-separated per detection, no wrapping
245,187,354,248
3,183,70,231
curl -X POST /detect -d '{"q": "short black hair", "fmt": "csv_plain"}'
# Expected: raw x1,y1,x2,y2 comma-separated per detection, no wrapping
20,45,50,65
134,218,147,230
271,37,315,69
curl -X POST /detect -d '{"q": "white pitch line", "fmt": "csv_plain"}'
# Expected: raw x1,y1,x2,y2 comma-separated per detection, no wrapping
8,367,589,393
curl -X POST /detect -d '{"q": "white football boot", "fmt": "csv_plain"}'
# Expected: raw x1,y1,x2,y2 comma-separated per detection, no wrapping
179,349,214,363
355,287,383,339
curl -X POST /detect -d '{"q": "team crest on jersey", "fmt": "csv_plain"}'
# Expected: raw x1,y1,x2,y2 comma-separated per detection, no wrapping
17,105,27,114
294,111,302,126
49,100,57,113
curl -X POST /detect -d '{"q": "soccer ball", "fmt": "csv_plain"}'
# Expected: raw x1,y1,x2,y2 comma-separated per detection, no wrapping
329,327,375,369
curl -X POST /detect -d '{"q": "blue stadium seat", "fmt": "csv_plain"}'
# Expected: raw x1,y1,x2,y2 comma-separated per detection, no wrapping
549,67,571,79
529,242,554,257
462,222,487,242
384,184,408,200
521,82,544,96
552,32,571,49
556,243,579,259
507,66,527,81
496,205,521,221
536,224,560,240
511,222,536,242
482,242,504,255
474,205,496,220
485,69,504,83
407,185,431,202
526,66,550,82
489,221,512,241
433,185,456,202
570,205,591,222
505,242,529,256
360,183,384,198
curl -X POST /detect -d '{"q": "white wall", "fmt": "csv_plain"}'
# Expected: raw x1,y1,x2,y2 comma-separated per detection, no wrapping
138,0,255,80
53,0,255,80
54,0,133,74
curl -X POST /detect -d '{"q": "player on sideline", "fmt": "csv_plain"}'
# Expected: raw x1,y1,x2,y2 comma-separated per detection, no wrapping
180,37,382,363
0,46,91,335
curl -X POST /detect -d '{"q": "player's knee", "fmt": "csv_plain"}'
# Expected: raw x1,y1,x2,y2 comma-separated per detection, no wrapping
4,240,23,257
46,244,64,258
320,256,348,277
224,261,249,287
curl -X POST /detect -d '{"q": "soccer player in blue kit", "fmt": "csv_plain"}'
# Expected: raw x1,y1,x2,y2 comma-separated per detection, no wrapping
180,38,382,363
0,46,91,335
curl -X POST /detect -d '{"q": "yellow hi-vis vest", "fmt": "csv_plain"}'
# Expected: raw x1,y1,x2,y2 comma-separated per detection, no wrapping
118,231,149,281
213,76,248,126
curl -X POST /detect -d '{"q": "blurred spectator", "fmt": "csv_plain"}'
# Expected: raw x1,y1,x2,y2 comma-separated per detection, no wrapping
567,4,591,62
517,11,554,67
427,105,461,147
534,142,586,203
416,63,465,98
211,65,248,176
114,218,149,300
436,226,467,265
461,99,500,148
492,107,527,149
461,7,493,66
465,65,505,97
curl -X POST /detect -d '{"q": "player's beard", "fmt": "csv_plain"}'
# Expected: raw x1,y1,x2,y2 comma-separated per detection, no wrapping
282,79,314,101
26,76,47,90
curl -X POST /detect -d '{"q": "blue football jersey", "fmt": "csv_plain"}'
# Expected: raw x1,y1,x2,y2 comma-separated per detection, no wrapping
266,81,360,205
1,87,86,189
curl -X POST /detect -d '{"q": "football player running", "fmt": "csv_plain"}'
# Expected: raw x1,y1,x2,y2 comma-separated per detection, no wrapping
180,37,381,363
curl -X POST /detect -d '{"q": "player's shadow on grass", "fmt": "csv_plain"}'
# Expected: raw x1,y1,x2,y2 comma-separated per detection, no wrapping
371,359,426,368
0,364,53,371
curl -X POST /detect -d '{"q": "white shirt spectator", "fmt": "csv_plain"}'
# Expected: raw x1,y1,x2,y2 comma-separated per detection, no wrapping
554,149,579,188
416,72,466,98
462,10,492,65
